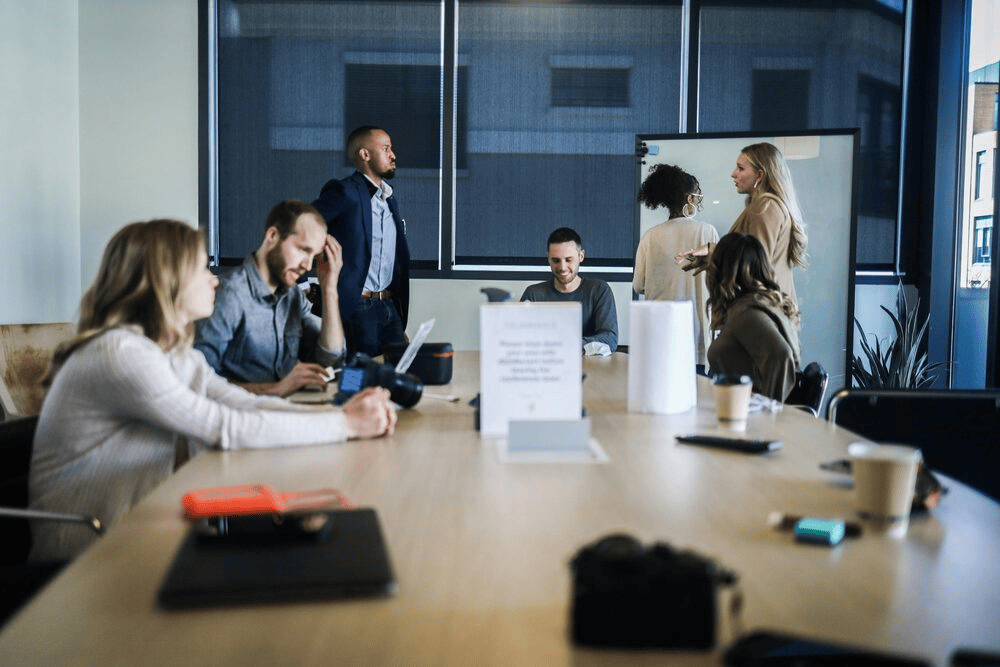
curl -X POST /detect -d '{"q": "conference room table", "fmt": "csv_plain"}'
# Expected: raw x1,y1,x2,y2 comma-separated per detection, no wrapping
1,351,998,666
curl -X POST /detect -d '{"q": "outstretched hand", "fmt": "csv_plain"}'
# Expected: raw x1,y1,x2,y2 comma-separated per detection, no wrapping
343,387,397,439
675,243,711,276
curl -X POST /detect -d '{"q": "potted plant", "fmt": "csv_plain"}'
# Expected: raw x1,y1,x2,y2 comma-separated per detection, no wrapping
851,283,942,389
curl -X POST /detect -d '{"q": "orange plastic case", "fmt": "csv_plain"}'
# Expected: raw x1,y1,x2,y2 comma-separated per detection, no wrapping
182,485,353,519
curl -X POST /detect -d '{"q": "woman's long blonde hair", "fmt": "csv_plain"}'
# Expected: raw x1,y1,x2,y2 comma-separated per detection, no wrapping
707,232,799,331
45,219,205,384
741,142,808,268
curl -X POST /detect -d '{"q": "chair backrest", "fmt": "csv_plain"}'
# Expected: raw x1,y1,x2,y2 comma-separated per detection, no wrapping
828,388,1000,502
0,323,75,418
785,361,829,416
0,415,40,565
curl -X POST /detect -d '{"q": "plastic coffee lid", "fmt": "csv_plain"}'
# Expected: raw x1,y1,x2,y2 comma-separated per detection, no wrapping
847,442,922,462
712,374,752,386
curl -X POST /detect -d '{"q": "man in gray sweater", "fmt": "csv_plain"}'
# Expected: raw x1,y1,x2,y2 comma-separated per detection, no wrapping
519,227,619,353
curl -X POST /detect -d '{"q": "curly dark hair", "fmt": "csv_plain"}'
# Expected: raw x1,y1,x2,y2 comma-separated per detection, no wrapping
636,163,701,218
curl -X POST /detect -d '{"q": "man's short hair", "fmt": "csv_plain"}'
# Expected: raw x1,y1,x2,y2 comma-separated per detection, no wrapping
264,200,323,239
547,227,582,249
346,125,386,160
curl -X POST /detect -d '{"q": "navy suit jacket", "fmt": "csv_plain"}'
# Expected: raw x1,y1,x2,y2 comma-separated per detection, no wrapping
313,171,410,329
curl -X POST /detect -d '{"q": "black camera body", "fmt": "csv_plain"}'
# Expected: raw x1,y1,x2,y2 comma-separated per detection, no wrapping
334,353,423,408
570,533,735,649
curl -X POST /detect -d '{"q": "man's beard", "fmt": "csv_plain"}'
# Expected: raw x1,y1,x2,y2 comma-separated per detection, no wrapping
265,245,296,289
380,167,396,180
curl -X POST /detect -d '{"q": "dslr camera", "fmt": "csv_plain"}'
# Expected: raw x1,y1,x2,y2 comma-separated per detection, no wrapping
570,533,737,649
334,353,423,408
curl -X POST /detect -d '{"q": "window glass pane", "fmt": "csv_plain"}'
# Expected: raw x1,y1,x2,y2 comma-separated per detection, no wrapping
216,0,441,262
455,1,682,266
953,0,999,387
697,5,904,268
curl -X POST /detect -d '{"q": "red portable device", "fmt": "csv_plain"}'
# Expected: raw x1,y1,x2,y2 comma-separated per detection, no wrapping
182,484,354,520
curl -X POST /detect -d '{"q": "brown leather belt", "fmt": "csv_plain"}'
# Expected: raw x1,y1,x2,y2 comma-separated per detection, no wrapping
362,289,393,300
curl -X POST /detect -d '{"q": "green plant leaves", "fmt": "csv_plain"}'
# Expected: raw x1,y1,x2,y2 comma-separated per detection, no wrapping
851,283,943,389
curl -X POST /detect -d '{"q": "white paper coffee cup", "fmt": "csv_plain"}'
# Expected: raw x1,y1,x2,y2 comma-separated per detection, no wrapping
848,442,921,537
713,374,752,431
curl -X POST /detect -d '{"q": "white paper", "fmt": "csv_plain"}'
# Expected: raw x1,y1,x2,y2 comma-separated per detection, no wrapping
479,303,582,437
628,300,697,414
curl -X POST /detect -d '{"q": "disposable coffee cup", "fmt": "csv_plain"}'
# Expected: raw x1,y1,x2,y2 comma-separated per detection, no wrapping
848,442,921,537
713,374,752,431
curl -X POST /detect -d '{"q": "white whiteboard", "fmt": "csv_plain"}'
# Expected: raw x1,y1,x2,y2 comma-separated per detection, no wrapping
635,132,858,399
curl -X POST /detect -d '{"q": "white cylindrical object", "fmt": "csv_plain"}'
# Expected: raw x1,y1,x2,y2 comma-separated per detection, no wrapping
627,301,697,414
848,442,921,537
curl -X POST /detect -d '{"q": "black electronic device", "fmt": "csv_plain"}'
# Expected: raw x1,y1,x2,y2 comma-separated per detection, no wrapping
381,342,454,385
950,649,1000,667
724,630,932,666
333,353,423,408
676,434,782,454
158,508,396,609
192,511,335,545
570,533,737,649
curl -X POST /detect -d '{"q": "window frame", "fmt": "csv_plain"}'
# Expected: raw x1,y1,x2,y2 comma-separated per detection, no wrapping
199,0,911,282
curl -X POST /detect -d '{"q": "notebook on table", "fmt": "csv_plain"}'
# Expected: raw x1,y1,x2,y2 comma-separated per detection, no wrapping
157,507,396,609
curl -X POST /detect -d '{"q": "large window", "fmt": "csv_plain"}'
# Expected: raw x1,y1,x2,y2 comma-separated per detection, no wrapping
205,0,906,274
452,2,681,268
950,0,998,387
213,0,443,263
697,4,905,269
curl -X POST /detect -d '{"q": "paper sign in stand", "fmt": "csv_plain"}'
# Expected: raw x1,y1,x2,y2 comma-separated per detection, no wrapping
480,302,602,461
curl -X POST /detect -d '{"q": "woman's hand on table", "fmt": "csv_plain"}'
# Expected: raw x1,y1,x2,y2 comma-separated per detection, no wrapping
343,387,397,439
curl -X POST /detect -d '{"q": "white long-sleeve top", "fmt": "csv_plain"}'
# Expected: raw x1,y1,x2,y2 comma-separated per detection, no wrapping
633,217,719,365
28,327,349,562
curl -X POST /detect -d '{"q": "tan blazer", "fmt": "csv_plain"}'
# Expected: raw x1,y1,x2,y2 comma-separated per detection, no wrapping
730,193,797,305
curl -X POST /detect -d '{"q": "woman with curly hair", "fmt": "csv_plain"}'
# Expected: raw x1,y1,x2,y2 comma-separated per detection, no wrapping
634,163,719,366
706,232,801,401
678,142,807,305
30,219,396,561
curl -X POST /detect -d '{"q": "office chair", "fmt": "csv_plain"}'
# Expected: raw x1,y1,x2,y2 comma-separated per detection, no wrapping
0,322,75,418
480,287,511,303
0,415,104,627
785,361,829,417
828,388,1000,502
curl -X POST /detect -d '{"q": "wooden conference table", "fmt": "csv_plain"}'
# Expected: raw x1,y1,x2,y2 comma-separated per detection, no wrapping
1,352,998,666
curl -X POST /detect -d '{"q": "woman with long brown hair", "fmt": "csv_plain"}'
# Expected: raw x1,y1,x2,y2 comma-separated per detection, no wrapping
706,232,801,401
30,219,395,561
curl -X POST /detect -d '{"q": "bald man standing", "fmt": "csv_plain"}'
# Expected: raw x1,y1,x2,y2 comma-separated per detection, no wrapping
313,126,411,357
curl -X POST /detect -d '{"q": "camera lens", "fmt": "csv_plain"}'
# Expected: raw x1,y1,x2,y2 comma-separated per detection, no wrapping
388,372,423,408
370,363,423,408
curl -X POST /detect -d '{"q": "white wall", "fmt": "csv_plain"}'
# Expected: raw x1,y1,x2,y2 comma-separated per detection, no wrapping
0,0,81,324
79,0,200,287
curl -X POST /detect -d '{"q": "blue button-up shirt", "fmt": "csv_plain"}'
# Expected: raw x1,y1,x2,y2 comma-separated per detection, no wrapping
363,176,397,293
194,254,344,382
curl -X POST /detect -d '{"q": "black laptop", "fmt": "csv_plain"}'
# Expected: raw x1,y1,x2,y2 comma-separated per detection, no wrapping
157,508,396,609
